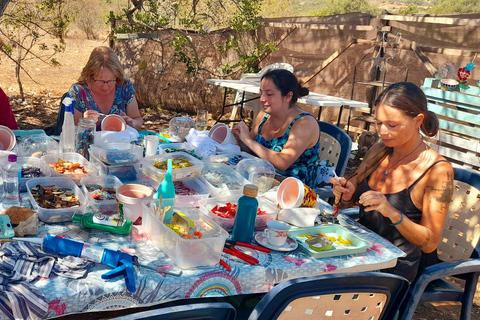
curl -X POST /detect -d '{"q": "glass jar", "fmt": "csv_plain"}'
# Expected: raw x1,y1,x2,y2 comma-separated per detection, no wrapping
76,117,96,160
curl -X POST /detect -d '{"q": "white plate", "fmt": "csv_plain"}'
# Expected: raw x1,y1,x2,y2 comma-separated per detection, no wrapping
255,232,298,252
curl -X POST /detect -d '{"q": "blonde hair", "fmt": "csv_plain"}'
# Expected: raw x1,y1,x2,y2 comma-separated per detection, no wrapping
78,46,125,85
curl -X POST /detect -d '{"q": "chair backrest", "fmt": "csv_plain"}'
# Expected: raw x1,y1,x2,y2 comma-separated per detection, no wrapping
247,272,409,320
318,121,352,177
46,92,69,136
109,302,237,320
437,167,480,262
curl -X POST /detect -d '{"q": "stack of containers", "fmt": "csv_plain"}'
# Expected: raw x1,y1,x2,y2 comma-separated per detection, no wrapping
88,143,143,183
141,151,210,206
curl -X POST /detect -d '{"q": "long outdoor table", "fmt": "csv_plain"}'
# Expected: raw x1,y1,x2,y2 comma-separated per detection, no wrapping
206,78,369,130
0,204,404,319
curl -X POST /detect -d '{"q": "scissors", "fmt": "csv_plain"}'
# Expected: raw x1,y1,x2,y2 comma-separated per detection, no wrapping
219,240,271,271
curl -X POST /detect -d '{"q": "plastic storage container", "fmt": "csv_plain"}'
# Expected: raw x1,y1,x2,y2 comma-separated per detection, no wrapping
201,193,278,232
236,158,276,194
141,152,204,182
18,156,51,192
158,142,205,160
169,117,195,142
209,151,256,167
80,175,123,214
149,177,211,206
41,152,98,184
142,200,228,269
89,152,140,183
200,162,249,197
26,176,87,223
89,143,143,165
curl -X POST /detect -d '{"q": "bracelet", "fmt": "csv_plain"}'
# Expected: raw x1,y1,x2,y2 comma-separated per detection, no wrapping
390,211,404,227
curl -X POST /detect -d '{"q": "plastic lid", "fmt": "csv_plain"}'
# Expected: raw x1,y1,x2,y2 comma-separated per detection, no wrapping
243,184,258,197
7,154,17,162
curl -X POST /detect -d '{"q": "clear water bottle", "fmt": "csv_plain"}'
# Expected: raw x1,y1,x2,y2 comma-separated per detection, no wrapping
231,184,259,243
3,154,21,208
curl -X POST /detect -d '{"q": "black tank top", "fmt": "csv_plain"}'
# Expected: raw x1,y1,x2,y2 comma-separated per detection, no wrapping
354,160,448,282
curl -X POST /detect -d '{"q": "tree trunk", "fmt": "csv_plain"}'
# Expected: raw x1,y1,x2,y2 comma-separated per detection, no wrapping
0,0,11,17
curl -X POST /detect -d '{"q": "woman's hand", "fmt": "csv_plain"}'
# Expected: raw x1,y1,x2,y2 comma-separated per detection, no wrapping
358,190,397,219
231,121,251,143
329,177,355,201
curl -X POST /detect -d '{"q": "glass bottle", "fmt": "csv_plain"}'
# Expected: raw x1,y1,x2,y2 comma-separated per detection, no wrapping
231,184,259,243
76,117,96,160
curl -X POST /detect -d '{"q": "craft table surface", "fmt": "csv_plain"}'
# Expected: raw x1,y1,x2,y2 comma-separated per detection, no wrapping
0,195,404,319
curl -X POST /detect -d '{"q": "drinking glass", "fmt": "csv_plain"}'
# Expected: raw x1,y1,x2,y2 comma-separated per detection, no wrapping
195,110,208,131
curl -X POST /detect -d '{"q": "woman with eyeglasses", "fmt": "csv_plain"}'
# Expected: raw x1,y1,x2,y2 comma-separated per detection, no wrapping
66,46,143,130
330,82,453,282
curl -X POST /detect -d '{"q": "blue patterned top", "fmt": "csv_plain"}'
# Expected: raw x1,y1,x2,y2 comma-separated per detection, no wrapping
66,78,135,119
255,113,320,187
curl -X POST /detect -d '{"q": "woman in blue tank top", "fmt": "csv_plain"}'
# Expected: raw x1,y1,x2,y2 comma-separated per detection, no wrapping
330,82,454,282
232,69,320,188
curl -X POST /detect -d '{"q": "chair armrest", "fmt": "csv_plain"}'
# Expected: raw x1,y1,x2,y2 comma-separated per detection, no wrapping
410,259,480,295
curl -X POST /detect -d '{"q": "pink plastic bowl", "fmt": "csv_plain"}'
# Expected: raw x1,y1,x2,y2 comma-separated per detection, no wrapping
0,125,16,151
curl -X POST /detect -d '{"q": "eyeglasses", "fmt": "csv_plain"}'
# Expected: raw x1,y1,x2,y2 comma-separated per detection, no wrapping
93,78,116,86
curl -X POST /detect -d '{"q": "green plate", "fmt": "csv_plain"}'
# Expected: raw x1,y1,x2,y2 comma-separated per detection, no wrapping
289,224,370,258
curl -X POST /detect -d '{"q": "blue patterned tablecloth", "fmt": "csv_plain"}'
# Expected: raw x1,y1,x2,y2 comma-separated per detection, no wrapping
0,198,405,319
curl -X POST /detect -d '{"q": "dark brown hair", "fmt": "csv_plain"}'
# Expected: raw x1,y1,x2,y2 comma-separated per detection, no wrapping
261,69,309,108
356,82,438,183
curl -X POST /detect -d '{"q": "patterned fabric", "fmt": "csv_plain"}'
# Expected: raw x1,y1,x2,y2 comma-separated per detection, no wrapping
255,113,320,188
0,241,93,320
66,78,135,125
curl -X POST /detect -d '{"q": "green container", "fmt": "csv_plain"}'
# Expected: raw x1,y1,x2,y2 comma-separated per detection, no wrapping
72,213,132,235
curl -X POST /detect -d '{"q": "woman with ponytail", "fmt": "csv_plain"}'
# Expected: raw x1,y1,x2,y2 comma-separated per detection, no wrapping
330,82,453,282
232,69,320,188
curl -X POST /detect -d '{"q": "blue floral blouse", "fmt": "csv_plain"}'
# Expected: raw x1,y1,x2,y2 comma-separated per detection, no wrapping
66,78,135,126
255,113,320,188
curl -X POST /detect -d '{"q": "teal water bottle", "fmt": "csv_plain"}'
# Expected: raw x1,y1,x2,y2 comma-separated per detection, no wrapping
154,158,175,223
232,184,258,243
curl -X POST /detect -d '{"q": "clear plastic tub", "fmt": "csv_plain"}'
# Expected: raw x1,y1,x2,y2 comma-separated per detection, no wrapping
80,175,123,215
18,156,51,192
26,176,87,223
201,194,279,232
141,152,204,182
148,177,211,206
236,158,276,194
89,152,140,183
41,152,98,184
158,142,205,160
142,200,228,269
89,143,143,165
209,151,256,167
200,162,249,197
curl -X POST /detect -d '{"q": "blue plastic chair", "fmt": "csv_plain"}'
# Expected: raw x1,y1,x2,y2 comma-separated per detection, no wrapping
247,272,409,320
399,167,480,320
109,302,237,320
315,121,352,200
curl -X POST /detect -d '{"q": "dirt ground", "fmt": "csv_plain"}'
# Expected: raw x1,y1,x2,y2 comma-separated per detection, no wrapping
2,36,480,320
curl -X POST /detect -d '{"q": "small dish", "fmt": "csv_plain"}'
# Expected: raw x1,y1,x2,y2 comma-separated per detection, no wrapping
254,232,298,252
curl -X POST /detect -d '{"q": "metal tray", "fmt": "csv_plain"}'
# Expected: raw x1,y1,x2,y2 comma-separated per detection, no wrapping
289,224,370,258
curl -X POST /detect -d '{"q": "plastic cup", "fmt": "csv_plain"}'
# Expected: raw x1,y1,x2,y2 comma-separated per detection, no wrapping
116,184,154,224
263,220,291,246
145,135,160,157
208,123,236,145
277,177,317,209
0,125,16,151
101,114,127,131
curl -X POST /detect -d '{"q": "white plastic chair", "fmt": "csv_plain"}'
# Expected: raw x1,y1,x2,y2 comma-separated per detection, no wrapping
229,63,294,124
